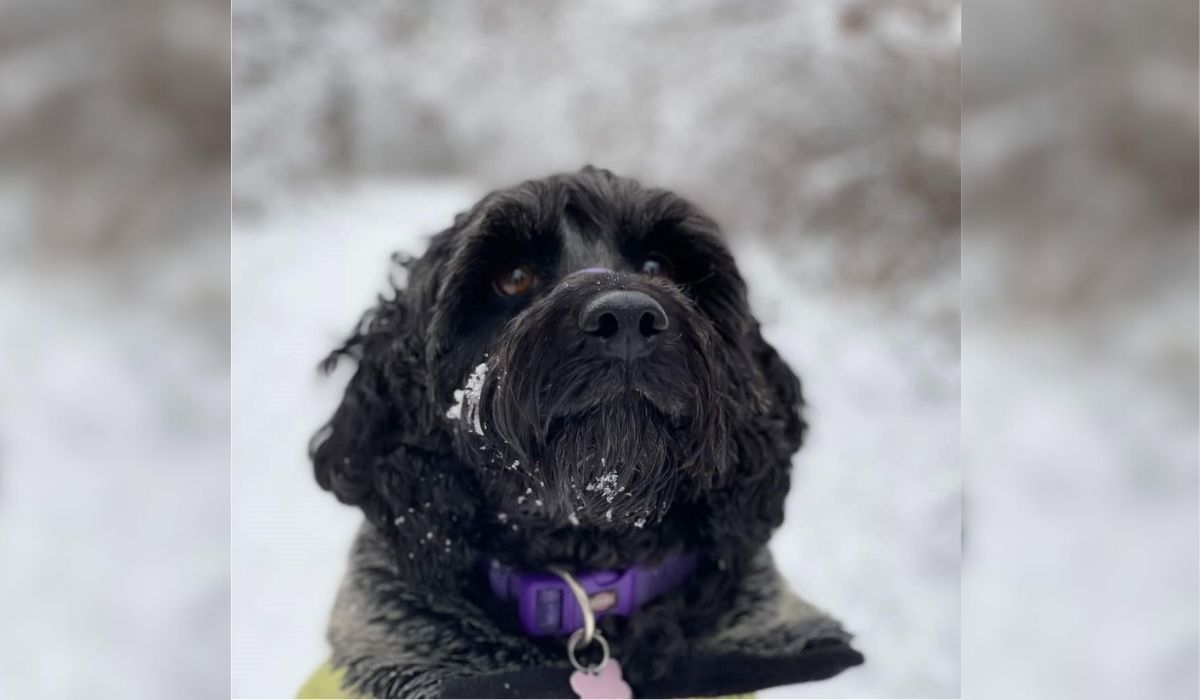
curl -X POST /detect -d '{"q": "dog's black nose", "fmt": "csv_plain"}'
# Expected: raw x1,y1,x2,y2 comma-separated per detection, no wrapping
578,290,669,360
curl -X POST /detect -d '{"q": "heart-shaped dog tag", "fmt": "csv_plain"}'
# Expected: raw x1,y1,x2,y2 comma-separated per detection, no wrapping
569,659,632,699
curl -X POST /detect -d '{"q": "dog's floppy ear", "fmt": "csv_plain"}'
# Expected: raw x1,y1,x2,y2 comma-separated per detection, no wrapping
309,230,457,526
751,322,807,455
707,322,807,556
309,291,425,526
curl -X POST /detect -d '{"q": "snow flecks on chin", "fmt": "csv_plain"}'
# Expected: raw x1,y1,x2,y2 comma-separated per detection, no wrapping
445,361,489,435
633,516,646,529
585,469,623,503
567,512,580,527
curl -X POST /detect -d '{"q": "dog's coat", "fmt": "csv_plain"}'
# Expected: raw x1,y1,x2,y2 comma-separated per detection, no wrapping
311,168,863,698
308,524,860,698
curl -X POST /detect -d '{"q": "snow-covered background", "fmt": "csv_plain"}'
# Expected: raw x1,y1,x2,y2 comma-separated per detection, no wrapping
962,1,1198,696
0,0,229,698
2,0,1193,698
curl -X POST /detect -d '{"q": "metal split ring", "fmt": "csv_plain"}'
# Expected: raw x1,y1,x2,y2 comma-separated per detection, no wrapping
567,627,611,674
549,565,611,673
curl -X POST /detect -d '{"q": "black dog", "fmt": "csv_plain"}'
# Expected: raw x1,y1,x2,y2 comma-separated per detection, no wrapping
311,167,861,698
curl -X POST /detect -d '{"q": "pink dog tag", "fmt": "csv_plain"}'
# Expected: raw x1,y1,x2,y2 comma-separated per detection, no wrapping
569,659,632,699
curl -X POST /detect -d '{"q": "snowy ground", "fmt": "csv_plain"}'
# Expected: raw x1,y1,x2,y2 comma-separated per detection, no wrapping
231,180,961,698
0,242,230,699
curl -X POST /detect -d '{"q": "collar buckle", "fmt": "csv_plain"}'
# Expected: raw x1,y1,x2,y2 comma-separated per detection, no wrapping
510,568,635,636
487,552,697,637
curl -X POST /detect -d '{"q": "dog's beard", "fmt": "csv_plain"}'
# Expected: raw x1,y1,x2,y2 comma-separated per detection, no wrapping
533,399,686,527
460,358,725,530
460,372,700,528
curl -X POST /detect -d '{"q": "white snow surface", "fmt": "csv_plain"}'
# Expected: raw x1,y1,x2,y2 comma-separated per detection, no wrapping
0,243,230,699
231,179,960,698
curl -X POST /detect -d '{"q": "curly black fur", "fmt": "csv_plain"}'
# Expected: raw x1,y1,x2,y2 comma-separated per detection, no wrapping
311,166,808,695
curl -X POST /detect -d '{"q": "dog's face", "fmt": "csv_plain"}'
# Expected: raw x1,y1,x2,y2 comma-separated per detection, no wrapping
431,184,751,532
313,168,805,567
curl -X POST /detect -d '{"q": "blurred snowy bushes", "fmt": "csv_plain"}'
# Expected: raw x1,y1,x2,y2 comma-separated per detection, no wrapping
233,0,960,303
0,0,228,265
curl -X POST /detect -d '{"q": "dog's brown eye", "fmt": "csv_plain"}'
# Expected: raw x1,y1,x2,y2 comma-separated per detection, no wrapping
641,255,672,279
495,264,536,297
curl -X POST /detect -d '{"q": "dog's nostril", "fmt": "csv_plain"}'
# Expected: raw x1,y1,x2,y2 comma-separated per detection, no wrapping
594,312,619,339
639,311,663,338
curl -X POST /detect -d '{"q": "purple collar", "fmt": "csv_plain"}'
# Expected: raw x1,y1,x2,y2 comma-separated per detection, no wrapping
487,552,699,637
